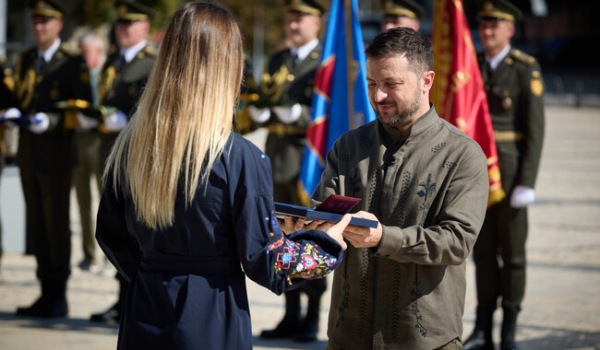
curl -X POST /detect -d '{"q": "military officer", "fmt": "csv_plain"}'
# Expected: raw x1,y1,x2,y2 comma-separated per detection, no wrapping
6,0,93,317
380,0,425,32
0,56,16,273
464,2,545,350
89,0,156,324
248,0,326,342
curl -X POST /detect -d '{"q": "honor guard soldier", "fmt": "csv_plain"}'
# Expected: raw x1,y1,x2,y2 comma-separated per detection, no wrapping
380,0,425,32
6,0,93,317
249,0,326,342
0,56,16,273
89,0,157,324
465,2,545,350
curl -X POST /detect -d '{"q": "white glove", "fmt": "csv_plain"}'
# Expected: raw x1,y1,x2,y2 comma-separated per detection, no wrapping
1,107,21,120
103,110,128,132
248,105,271,123
76,112,99,129
28,112,50,134
510,185,535,208
273,103,302,124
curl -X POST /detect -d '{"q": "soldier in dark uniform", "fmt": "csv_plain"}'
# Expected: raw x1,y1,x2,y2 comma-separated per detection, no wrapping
248,0,326,342
379,0,425,32
464,2,545,350
0,57,16,273
8,0,93,317
89,0,156,324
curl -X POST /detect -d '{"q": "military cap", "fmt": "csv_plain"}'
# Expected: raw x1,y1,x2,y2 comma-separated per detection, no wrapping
478,0,523,22
381,0,425,20
116,0,156,22
28,0,66,19
286,0,326,17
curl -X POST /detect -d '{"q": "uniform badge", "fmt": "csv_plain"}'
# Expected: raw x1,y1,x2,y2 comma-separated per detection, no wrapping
128,83,138,97
502,91,512,109
310,52,319,60
50,87,59,100
287,74,295,82
530,78,543,97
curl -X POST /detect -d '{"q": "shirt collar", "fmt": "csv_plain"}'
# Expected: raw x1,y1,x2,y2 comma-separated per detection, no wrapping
120,40,147,64
38,38,61,63
485,44,511,72
290,38,319,63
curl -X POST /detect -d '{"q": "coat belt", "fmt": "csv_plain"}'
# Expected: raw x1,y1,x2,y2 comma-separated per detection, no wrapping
140,254,242,276
268,123,306,137
494,130,524,142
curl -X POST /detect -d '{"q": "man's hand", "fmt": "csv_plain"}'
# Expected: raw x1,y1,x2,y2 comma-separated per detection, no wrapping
28,113,49,134
247,105,271,123
272,103,301,124
77,112,99,129
103,110,128,131
510,185,535,208
342,211,382,248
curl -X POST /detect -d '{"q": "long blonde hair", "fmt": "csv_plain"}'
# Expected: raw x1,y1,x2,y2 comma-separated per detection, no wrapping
105,2,244,230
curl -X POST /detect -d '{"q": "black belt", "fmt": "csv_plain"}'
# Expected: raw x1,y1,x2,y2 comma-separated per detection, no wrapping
140,254,242,276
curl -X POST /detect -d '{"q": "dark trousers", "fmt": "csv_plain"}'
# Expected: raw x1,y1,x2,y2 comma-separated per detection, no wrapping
472,198,528,313
73,132,101,262
273,180,327,322
20,167,74,297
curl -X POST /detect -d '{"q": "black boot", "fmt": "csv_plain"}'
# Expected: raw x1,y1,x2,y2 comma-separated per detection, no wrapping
90,301,122,323
261,290,300,339
500,309,519,350
17,279,68,318
91,275,126,323
463,308,495,350
294,295,321,342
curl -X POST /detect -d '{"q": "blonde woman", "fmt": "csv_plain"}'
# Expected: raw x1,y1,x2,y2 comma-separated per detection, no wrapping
95,2,349,349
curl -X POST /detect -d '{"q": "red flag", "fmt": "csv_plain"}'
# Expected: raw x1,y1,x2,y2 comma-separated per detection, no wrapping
431,0,505,207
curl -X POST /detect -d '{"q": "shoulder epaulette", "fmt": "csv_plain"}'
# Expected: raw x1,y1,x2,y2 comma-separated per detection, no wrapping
143,45,158,57
59,43,79,57
510,49,537,66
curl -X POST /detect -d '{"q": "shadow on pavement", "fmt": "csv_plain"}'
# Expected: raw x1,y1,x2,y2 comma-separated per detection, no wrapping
252,335,327,349
0,311,119,333
518,330,600,350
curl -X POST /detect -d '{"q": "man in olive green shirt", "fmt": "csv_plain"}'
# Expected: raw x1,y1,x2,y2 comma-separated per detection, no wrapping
309,27,489,349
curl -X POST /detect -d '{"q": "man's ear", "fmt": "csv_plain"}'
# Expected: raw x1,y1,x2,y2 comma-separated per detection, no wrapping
422,70,435,93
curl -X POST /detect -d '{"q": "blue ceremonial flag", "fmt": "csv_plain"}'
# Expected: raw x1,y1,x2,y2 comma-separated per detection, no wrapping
298,0,375,205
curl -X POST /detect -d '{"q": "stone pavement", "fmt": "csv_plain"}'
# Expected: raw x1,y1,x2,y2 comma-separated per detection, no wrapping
0,105,599,349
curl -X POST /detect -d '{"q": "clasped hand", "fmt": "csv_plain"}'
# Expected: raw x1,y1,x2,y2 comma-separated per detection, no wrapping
279,211,383,250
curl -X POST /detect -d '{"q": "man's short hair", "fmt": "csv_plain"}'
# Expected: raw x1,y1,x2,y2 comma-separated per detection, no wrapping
365,27,434,76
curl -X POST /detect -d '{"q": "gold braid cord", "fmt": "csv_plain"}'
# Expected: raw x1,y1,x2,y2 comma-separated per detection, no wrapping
98,66,116,104
16,67,36,111
260,64,289,103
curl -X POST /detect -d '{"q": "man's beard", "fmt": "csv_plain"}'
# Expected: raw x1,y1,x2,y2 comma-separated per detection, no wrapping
377,86,422,127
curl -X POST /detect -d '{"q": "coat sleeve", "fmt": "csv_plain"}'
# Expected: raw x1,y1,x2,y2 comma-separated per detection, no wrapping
374,144,489,266
95,173,141,282
229,143,343,295
518,61,545,189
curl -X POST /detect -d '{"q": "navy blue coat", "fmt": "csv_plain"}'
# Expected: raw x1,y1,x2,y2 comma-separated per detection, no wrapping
96,133,343,349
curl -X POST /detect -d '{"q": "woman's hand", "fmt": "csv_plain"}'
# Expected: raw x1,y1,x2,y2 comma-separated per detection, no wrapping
278,215,321,234
322,214,351,250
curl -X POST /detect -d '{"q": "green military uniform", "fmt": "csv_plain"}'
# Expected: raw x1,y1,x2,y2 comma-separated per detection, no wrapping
0,57,16,269
260,42,322,202
466,1,545,350
90,0,156,324
255,0,327,342
380,0,425,20
13,0,93,317
97,43,156,170
73,63,102,269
